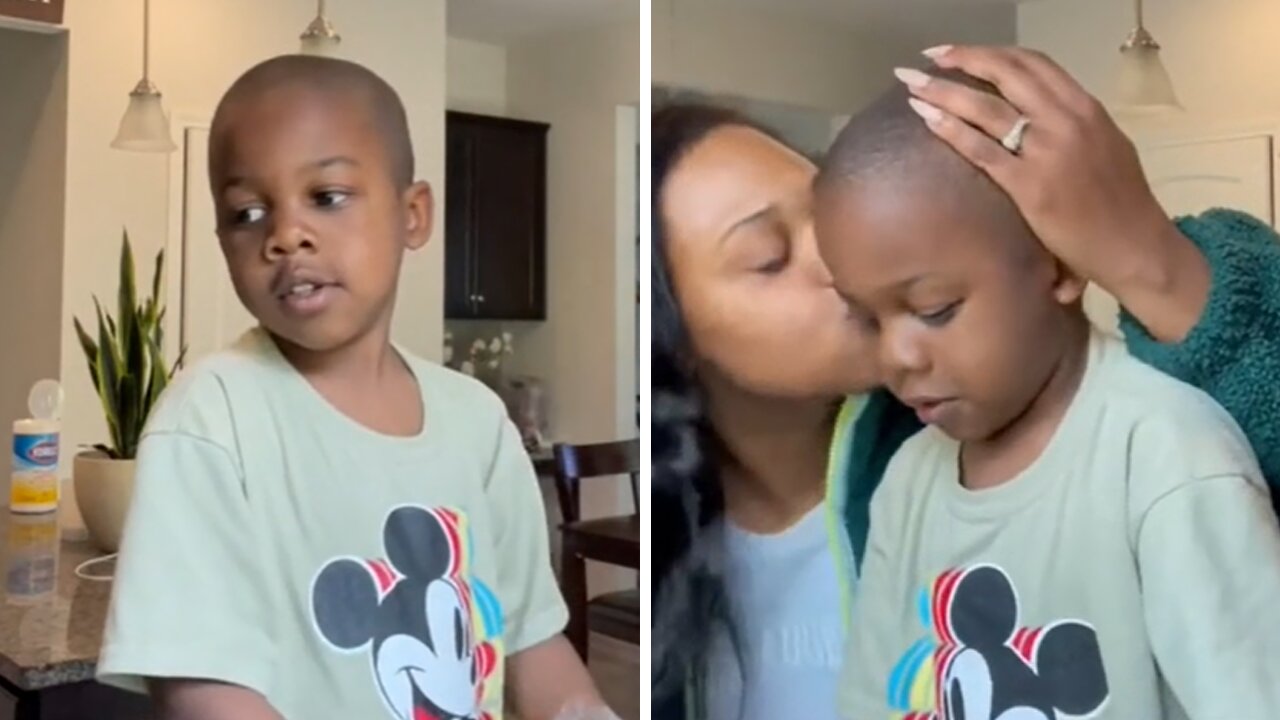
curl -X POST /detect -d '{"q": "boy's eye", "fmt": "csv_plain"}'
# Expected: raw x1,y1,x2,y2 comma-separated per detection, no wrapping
916,301,961,327
232,206,267,226
314,190,351,208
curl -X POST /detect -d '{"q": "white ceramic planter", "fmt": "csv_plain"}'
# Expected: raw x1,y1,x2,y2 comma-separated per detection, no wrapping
73,452,136,554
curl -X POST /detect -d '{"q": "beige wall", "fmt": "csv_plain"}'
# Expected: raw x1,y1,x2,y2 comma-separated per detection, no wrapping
56,0,446,459
506,21,639,594
1019,0,1280,136
506,18,639,447
0,28,67,431
447,37,507,115
653,0,1016,113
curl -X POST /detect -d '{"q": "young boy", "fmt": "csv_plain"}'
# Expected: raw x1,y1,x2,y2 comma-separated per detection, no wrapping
814,69,1280,719
97,55,614,720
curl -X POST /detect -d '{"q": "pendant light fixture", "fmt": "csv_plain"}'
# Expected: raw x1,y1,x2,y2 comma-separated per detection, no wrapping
111,0,176,153
1113,0,1182,114
300,0,342,56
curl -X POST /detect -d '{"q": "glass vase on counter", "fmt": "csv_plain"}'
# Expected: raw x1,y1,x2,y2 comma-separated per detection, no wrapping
501,376,551,453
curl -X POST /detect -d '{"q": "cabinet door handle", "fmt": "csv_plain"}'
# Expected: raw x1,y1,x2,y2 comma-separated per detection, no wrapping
476,295,486,303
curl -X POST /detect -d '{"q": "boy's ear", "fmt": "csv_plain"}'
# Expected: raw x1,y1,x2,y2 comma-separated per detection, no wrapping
1051,258,1087,305
403,180,434,251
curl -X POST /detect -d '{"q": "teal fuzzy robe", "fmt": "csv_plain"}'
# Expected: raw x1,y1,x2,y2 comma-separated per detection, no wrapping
842,209,1280,567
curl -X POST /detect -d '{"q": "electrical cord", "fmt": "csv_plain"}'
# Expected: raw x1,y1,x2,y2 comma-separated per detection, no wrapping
73,553,117,581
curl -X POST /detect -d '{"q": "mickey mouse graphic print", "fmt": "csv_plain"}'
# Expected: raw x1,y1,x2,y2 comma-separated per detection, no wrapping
312,505,506,720
887,565,1108,720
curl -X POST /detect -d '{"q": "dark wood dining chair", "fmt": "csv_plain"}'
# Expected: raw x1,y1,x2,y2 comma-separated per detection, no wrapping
552,439,640,661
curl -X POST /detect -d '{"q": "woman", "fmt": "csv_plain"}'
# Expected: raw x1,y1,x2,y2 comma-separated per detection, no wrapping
652,102,891,720
652,46,1280,720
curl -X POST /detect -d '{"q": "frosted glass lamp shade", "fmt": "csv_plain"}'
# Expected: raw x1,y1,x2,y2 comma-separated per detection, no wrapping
111,87,176,153
300,34,341,56
1114,43,1182,114
300,15,341,56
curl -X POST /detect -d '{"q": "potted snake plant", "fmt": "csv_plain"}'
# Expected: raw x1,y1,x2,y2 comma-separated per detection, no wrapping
71,231,183,553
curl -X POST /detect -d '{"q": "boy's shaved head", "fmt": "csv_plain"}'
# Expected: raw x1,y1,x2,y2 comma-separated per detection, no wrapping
210,54,414,188
818,67,1034,254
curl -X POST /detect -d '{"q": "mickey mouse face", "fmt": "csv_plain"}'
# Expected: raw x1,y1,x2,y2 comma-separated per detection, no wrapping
944,649,1053,720
933,565,1109,720
373,578,476,719
311,506,496,720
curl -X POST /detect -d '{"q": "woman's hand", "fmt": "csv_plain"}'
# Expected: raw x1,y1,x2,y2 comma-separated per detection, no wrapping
895,44,1211,341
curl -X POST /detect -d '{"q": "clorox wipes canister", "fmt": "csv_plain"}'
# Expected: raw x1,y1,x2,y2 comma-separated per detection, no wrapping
10,380,63,514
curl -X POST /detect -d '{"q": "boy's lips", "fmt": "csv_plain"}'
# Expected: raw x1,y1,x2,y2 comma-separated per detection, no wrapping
269,264,339,297
903,396,955,424
269,265,341,317
277,283,337,316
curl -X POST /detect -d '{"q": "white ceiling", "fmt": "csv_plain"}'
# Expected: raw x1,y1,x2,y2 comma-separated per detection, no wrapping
447,0,1031,43
447,0,637,43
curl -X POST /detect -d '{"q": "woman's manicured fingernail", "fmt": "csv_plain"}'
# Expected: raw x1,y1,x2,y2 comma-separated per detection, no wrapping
894,67,932,89
907,98,944,124
922,45,953,59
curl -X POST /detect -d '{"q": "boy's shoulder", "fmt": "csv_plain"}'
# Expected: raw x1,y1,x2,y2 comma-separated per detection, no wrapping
1089,333,1262,486
400,352,518,455
397,349,509,427
142,330,274,442
1094,335,1250,447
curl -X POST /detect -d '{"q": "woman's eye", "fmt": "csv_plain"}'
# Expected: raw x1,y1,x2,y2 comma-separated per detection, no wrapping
917,301,960,327
754,255,788,274
232,206,266,226
314,190,351,209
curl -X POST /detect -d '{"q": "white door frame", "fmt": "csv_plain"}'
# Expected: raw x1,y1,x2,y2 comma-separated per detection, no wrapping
164,116,212,367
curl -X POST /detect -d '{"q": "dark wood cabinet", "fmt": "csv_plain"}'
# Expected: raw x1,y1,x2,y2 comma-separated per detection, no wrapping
445,111,549,320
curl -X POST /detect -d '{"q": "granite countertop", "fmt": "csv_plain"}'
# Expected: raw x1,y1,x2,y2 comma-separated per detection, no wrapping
0,511,110,691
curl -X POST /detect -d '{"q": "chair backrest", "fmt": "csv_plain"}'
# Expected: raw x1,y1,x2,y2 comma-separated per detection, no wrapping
551,439,639,524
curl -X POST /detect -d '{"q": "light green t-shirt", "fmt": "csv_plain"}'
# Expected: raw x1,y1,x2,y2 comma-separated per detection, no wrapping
98,329,567,719
841,332,1280,720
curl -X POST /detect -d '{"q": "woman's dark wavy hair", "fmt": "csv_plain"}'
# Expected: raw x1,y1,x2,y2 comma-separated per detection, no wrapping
651,101,788,718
